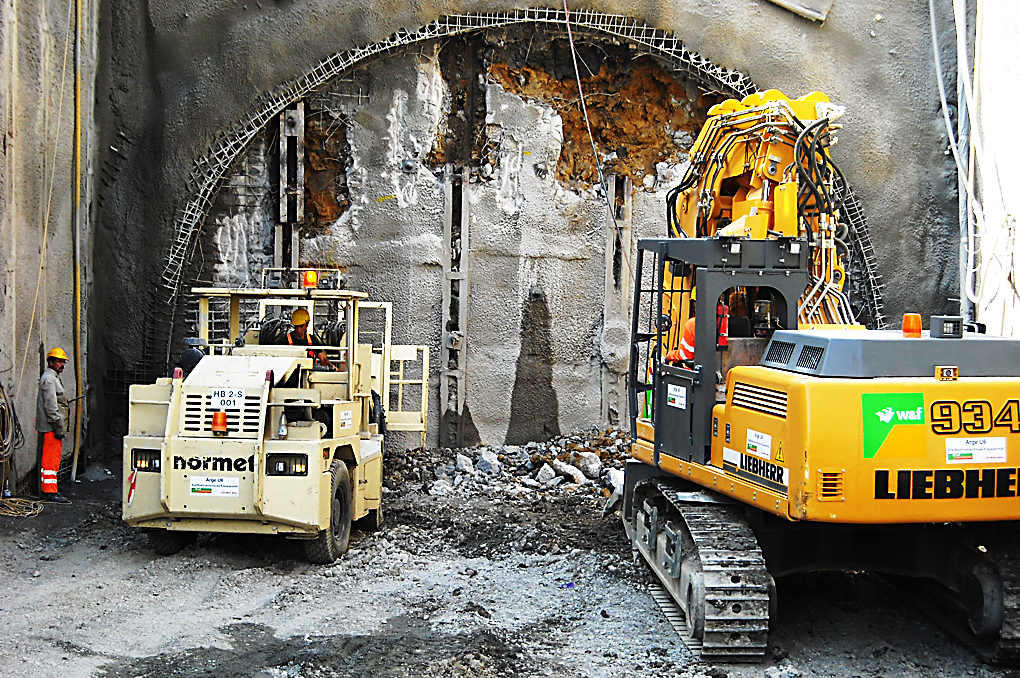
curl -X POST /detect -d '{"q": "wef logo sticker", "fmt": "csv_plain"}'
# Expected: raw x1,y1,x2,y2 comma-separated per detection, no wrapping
862,393,926,459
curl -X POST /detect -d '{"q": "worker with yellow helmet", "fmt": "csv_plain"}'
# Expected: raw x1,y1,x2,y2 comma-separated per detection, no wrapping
36,347,70,503
278,308,334,369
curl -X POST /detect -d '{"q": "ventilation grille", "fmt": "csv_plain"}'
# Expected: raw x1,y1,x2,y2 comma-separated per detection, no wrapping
731,382,788,418
182,392,263,437
796,345,825,370
818,470,845,501
764,340,795,365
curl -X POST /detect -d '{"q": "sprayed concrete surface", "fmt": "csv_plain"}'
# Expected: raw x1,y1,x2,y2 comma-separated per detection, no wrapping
0,438,1016,678
0,0,97,482
94,0,962,451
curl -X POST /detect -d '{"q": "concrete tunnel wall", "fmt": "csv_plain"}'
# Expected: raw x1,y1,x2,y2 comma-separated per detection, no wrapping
176,39,731,448
1,0,99,486
87,0,964,452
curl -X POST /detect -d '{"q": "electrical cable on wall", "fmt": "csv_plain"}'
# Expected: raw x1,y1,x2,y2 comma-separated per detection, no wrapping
929,0,1017,325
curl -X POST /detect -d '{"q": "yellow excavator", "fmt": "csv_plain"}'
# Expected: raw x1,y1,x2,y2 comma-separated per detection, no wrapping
625,90,1020,662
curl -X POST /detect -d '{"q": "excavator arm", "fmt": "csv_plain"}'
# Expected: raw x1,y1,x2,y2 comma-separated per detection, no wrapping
665,89,855,327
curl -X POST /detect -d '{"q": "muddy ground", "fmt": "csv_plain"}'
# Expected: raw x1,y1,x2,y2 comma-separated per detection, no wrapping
1,432,1019,678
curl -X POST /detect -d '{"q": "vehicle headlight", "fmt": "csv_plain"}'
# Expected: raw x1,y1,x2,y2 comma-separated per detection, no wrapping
266,453,308,476
131,448,161,472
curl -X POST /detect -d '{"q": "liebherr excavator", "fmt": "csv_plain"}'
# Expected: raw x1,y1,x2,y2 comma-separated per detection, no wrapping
625,90,1020,662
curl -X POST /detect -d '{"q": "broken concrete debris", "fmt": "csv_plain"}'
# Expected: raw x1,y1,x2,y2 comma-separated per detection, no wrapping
575,451,602,479
765,664,804,678
535,463,556,485
551,459,587,486
476,449,502,475
386,426,631,502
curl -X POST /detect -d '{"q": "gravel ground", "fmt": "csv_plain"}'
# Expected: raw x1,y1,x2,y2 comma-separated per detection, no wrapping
0,429,1018,678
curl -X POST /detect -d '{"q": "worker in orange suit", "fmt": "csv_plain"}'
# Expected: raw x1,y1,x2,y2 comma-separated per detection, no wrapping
665,287,697,364
36,347,70,503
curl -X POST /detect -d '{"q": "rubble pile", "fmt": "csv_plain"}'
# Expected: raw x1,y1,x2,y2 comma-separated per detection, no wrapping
384,427,631,502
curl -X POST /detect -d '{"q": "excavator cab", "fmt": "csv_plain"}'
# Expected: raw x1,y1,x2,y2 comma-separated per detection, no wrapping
629,237,808,465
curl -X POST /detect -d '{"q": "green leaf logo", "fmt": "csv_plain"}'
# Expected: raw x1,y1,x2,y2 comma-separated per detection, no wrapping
861,393,926,459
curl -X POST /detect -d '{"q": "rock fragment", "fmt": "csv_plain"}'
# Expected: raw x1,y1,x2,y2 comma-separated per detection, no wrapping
552,459,587,485
535,463,556,484
574,451,602,479
476,449,502,475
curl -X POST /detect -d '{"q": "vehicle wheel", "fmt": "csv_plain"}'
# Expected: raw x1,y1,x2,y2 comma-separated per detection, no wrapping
354,505,383,531
305,460,352,564
966,563,1004,636
147,529,195,556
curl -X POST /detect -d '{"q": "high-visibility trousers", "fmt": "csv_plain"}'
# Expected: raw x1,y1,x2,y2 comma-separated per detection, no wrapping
41,432,62,495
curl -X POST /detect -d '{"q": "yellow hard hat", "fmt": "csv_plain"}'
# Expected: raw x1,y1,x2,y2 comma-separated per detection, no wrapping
290,308,310,326
691,287,697,301
46,347,68,361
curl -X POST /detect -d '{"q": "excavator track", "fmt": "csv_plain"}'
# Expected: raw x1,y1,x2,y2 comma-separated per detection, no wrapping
629,481,772,662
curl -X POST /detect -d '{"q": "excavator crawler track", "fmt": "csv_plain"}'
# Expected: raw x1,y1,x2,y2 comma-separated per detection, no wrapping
629,481,772,662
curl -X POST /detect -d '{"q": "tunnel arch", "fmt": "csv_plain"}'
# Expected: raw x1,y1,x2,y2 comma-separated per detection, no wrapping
151,8,758,364
151,8,884,376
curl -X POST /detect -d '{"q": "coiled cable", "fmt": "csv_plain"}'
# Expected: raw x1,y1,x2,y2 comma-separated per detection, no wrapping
0,380,41,517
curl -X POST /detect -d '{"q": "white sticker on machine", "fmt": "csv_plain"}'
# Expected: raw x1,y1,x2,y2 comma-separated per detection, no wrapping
189,475,240,497
746,428,772,460
211,388,245,409
723,447,789,493
946,437,1007,464
338,409,354,430
666,384,687,409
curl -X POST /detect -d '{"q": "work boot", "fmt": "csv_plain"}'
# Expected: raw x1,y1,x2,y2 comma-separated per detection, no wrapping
43,493,70,504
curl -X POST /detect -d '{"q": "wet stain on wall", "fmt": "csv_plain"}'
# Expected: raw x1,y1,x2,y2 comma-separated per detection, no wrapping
505,287,561,445
441,403,483,449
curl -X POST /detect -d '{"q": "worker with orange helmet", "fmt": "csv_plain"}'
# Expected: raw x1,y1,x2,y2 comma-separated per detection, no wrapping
36,347,70,503
278,308,333,369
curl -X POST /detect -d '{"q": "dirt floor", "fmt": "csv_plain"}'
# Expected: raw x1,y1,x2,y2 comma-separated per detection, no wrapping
2,431,1020,678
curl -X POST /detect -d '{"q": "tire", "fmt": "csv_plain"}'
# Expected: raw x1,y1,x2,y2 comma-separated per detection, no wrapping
354,505,383,532
305,460,353,564
147,529,194,556
965,564,1004,636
